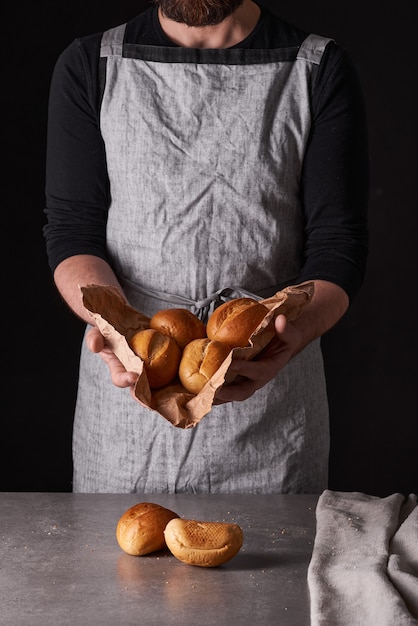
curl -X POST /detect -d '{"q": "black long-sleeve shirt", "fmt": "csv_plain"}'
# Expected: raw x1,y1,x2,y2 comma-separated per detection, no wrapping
44,4,369,302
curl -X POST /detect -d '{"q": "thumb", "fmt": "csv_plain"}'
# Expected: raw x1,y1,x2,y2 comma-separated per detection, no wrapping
86,328,105,353
274,314,287,335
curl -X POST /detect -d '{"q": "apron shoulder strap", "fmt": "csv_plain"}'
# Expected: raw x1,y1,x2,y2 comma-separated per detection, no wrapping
297,34,335,100
100,23,127,58
297,34,334,65
98,23,127,111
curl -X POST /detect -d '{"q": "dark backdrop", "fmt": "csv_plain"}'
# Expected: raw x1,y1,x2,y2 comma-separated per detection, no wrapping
4,1,417,495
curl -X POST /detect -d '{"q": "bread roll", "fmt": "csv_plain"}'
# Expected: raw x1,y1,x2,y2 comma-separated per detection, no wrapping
116,502,180,556
129,328,181,389
206,297,269,347
150,308,207,350
164,518,244,567
178,338,232,394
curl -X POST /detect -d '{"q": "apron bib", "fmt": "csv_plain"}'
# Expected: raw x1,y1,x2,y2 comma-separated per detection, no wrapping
72,26,331,493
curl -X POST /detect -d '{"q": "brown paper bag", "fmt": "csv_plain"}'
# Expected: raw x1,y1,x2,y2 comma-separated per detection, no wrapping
81,281,314,429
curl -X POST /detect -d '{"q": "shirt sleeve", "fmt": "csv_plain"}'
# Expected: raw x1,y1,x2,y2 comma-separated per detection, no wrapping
43,35,110,273
296,43,370,302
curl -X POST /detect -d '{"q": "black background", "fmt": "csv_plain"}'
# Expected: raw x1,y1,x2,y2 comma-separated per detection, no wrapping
4,1,417,495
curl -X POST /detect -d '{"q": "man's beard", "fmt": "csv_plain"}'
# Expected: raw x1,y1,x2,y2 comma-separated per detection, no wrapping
154,0,245,27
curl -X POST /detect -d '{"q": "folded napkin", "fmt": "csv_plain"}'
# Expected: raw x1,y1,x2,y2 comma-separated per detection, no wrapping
307,490,418,625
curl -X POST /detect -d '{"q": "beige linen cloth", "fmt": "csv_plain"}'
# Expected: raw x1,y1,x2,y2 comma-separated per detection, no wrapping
308,490,418,625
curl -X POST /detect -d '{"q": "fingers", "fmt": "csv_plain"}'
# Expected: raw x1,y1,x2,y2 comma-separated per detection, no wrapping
86,326,105,353
98,349,138,387
86,327,138,388
214,316,296,405
228,358,273,382
214,377,262,403
274,313,288,334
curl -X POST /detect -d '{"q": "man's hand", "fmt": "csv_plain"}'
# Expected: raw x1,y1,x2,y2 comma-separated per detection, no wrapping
86,327,138,388
213,314,301,403
214,280,349,404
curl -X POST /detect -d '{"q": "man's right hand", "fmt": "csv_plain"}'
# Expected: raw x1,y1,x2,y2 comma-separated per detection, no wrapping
86,327,138,388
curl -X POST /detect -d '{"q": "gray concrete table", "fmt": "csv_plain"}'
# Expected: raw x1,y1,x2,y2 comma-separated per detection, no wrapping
0,492,318,625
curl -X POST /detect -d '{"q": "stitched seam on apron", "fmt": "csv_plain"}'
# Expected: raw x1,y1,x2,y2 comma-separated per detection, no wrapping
121,44,300,64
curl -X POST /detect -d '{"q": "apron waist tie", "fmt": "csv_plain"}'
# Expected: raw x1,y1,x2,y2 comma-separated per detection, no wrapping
119,276,294,323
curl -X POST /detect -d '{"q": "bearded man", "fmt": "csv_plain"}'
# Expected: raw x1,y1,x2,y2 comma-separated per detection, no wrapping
44,0,369,493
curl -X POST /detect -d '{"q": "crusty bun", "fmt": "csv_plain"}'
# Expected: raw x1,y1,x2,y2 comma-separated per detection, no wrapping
116,502,180,556
129,328,181,389
178,338,232,394
150,308,207,350
206,297,269,347
164,518,244,567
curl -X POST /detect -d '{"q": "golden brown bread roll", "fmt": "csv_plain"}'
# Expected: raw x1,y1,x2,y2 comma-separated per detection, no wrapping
178,338,232,394
116,502,180,556
129,328,181,389
164,518,244,567
150,308,207,350
206,297,269,347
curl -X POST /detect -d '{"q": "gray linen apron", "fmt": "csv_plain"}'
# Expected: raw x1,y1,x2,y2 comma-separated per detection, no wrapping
72,25,332,493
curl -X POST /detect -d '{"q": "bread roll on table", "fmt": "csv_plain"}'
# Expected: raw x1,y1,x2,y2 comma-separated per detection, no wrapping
116,502,180,556
164,518,244,567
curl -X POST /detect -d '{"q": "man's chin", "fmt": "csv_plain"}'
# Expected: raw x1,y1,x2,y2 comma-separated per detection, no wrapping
155,0,245,28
